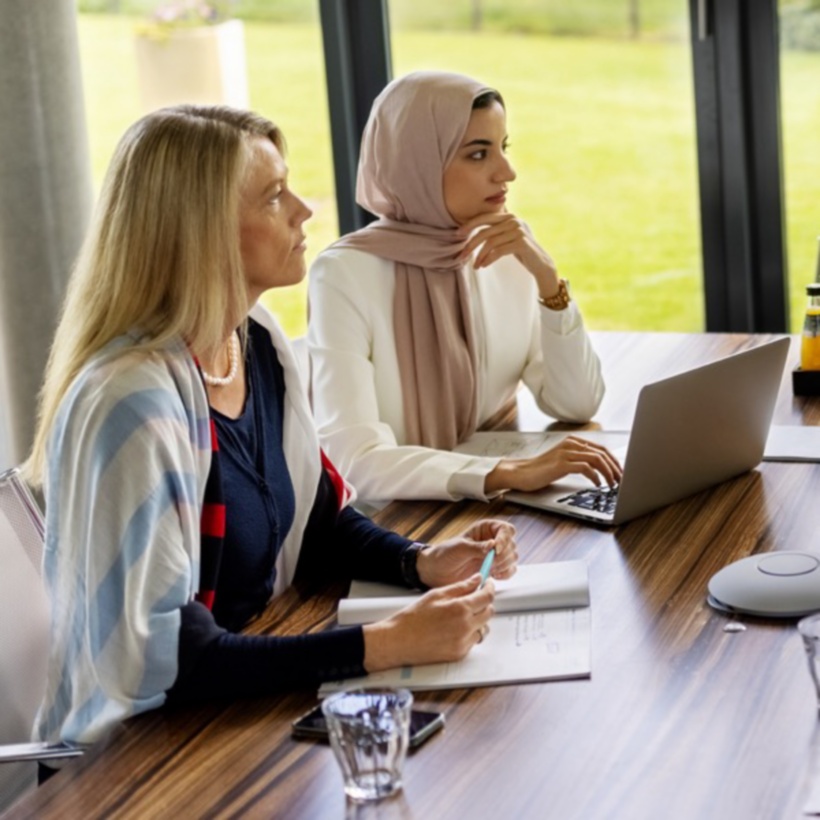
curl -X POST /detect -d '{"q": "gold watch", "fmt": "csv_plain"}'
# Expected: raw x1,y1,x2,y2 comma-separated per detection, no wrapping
538,278,571,311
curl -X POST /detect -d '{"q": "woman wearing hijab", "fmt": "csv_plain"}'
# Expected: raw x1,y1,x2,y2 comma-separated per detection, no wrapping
308,71,621,510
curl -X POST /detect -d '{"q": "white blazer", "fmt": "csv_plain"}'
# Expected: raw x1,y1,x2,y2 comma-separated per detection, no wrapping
307,247,605,508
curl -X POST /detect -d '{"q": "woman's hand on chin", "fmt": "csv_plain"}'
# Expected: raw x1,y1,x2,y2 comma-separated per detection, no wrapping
456,211,560,298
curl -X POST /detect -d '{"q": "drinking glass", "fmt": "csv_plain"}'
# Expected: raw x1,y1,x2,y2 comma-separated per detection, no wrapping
798,613,820,710
322,688,412,801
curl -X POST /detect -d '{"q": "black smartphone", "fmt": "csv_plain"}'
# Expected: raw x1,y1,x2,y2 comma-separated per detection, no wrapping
291,704,444,749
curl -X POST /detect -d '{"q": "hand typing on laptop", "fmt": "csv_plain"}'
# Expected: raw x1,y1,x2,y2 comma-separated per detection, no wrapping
484,435,623,496
475,337,789,525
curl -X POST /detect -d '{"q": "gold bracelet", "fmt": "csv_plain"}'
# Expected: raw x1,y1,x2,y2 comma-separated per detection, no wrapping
538,278,571,311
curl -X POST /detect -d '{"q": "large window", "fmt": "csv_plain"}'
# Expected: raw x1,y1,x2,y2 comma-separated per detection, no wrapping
76,1,799,336
780,0,820,329
76,2,337,338
390,0,702,331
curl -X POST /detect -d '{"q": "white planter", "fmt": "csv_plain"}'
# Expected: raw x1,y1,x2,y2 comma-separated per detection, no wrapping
134,19,249,113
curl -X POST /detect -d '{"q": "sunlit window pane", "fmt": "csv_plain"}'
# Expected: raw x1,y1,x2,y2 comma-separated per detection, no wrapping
390,0,702,331
76,5,335,338
780,0,820,331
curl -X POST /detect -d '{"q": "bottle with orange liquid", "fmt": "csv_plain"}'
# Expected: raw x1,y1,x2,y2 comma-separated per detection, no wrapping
801,283,820,371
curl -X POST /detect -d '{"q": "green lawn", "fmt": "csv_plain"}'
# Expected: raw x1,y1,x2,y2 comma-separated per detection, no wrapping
388,0,688,37
76,14,820,336
393,26,703,331
781,48,820,324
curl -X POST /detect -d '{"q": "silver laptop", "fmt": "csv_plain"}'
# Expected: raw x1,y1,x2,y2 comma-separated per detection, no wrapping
478,338,790,525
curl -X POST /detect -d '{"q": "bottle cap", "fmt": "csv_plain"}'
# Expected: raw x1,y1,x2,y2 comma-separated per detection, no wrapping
807,283,820,295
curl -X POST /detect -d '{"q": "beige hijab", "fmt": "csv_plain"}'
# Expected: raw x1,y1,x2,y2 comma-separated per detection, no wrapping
332,71,497,450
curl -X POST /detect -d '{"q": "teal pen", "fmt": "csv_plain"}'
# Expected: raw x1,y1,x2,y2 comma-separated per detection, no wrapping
479,549,496,587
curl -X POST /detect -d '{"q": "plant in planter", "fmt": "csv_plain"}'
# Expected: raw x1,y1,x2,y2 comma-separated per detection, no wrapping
134,0,249,113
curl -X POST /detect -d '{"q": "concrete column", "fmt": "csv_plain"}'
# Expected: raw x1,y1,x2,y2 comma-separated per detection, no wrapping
0,330,11,472
0,330,10,472
0,0,93,467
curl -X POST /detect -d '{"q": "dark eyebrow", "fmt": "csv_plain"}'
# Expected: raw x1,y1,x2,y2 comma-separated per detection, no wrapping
462,139,493,148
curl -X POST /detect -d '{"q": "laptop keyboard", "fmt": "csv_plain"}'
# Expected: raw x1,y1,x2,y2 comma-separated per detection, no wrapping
558,486,619,516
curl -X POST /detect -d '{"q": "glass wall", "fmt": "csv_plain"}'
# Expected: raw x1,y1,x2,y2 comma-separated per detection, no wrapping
390,0,703,331
75,2,337,338
78,2,808,337
779,0,820,330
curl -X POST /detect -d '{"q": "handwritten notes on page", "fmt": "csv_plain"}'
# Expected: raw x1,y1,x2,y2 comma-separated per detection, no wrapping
454,431,566,459
320,598,591,695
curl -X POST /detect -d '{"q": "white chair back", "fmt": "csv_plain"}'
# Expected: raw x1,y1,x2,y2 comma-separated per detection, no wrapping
0,469,50,811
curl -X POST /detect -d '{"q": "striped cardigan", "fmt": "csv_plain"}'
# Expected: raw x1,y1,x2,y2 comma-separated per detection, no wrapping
35,304,333,746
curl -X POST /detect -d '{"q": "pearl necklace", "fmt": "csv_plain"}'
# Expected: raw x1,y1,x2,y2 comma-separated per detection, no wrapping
201,332,239,387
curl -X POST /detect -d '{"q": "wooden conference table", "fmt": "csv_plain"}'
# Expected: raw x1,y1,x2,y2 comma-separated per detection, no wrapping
8,332,820,820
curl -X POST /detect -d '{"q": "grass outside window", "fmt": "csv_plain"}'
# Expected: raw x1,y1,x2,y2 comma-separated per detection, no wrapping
76,13,820,337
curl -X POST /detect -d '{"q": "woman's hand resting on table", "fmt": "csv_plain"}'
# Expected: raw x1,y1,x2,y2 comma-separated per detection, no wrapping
362,519,516,672
484,435,623,495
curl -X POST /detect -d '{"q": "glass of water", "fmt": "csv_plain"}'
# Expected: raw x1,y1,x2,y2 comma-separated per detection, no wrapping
798,613,820,711
321,688,413,801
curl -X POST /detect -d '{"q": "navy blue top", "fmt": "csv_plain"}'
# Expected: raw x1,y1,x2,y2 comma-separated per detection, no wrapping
167,319,419,703
211,320,296,631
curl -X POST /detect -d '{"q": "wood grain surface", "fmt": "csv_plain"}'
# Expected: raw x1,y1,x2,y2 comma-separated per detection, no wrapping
8,332,819,820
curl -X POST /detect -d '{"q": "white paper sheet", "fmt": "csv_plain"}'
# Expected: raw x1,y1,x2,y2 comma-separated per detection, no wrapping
320,607,591,695
764,425,820,462
454,430,630,460
338,561,590,626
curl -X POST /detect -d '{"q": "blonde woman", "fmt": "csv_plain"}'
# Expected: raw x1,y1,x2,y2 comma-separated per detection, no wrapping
28,105,516,753
308,71,621,510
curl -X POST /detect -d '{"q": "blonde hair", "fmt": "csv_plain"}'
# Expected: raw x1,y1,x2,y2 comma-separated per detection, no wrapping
26,104,283,486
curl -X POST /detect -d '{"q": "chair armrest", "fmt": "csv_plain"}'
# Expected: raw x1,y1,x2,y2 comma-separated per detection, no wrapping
0,741,84,763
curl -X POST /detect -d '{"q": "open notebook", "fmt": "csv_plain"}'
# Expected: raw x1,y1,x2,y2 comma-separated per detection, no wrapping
319,561,591,695
338,561,589,624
